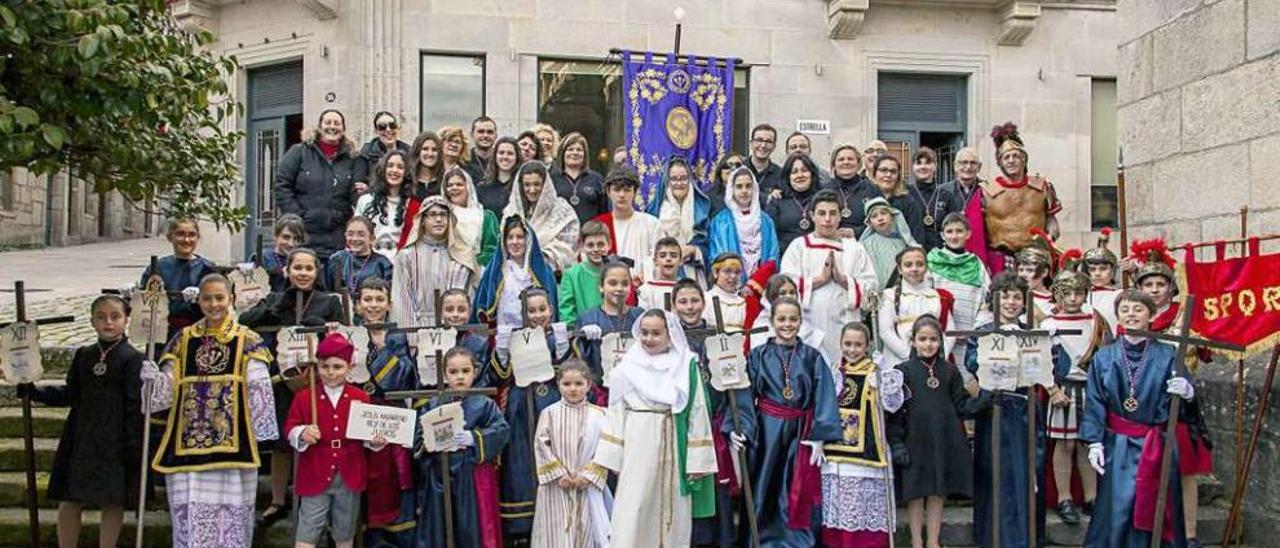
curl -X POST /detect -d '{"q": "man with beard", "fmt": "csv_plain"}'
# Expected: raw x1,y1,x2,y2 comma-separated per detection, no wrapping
467,115,498,176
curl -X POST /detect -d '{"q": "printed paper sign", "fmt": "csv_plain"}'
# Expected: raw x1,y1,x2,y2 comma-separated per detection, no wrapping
231,267,271,311
510,327,555,387
346,401,416,447
975,332,1054,391
275,327,317,373
419,401,465,453
705,333,750,391
600,333,634,383
330,326,371,384
414,327,457,386
128,278,167,345
0,321,42,384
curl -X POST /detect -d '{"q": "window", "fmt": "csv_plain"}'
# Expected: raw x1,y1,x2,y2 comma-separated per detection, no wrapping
420,53,485,133
537,58,750,173
1090,78,1118,230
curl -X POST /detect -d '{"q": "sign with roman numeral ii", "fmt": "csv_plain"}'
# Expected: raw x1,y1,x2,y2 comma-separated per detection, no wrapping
706,332,750,391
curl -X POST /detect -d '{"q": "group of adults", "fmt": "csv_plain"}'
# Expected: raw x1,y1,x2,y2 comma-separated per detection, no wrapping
273,109,1060,285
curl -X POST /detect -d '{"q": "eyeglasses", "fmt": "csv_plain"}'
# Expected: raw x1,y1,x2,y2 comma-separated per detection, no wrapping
376,122,398,131
752,138,775,145
670,175,691,183
723,162,743,170
875,167,900,175
425,211,449,220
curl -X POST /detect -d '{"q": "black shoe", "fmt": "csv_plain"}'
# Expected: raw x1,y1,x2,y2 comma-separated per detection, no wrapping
257,503,290,527
1186,538,1202,548
1056,500,1081,525
1081,500,1094,516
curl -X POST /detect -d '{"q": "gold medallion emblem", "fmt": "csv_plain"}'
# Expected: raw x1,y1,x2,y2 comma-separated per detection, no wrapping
665,106,697,149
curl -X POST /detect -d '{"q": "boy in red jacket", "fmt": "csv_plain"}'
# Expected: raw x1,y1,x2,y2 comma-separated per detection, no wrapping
285,332,387,548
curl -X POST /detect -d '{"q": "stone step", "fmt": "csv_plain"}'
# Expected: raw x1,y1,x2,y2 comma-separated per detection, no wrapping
0,406,67,439
0,438,57,472
0,507,295,547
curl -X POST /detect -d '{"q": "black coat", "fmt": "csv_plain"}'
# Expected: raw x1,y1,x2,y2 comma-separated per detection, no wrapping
477,175,514,217
274,135,358,257
935,178,982,229
765,184,817,255
352,137,410,184
31,341,145,507
906,181,946,251
822,174,879,235
552,168,608,224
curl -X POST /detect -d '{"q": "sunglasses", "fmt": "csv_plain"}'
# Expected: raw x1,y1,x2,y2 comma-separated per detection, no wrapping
724,162,743,169
376,122,399,131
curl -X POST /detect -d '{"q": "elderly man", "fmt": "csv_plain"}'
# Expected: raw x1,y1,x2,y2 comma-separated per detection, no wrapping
967,123,1062,274
936,146,984,224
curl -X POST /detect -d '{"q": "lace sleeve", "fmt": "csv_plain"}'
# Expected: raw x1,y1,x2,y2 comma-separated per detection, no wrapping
146,362,176,413
246,359,279,441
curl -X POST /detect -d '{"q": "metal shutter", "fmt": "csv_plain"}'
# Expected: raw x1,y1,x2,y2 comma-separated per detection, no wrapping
877,72,966,131
249,61,303,120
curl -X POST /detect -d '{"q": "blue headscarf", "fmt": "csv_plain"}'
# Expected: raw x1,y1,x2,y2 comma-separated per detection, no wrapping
646,155,711,267
472,215,560,324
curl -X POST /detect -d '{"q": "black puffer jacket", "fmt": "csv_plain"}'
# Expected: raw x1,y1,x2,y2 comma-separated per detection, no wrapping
273,129,357,257
352,137,410,185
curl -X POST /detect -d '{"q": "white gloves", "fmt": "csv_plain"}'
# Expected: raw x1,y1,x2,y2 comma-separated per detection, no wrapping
495,325,514,350
452,431,475,450
551,322,569,345
181,286,199,303
802,441,826,466
117,283,135,298
729,432,747,453
581,325,603,341
1088,442,1106,475
237,262,255,275
1042,324,1059,337
139,360,161,382
1166,377,1195,401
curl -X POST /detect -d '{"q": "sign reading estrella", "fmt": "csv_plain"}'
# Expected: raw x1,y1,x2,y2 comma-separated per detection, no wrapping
621,50,735,209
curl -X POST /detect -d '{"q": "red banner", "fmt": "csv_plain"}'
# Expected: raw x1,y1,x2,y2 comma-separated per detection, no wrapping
1183,238,1280,358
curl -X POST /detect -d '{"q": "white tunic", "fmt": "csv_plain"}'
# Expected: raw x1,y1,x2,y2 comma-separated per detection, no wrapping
613,212,663,277
636,279,678,312
1042,311,1108,381
1088,286,1121,336
702,286,748,333
780,234,879,361
876,281,957,365
531,400,612,548
390,238,475,326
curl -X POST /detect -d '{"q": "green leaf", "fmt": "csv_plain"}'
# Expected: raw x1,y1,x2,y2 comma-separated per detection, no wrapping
41,124,66,149
77,33,99,59
12,107,38,128
0,114,11,134
0,5,16,28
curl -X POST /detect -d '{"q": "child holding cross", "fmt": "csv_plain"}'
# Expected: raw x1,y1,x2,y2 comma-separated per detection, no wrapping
963,271,1047,548
414,346,510,548
284,332,388,548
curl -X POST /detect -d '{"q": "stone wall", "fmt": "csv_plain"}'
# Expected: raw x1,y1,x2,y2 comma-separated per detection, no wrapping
1118,0,1280,244
0,168,154,249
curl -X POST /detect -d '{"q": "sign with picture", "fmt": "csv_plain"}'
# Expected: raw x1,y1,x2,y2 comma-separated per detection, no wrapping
510,327,555,387
705,332,749,391
0,321,42,384
414,327,458,386
419,401,465,453
346,401,417,447
231,267,271,311
600,333,634,383
975,332,1054,391
128,277,167,344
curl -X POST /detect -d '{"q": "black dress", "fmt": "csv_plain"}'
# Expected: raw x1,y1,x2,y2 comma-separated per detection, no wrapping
30,340,144,507
551,168,608,224
889,356,988,501
239,288,346,450
477,175,514,217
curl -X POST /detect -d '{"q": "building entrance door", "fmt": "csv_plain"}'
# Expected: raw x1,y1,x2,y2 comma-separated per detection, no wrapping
244,61,303,257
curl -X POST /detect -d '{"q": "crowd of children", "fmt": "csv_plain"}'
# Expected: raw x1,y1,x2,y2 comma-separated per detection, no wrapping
19,160,1215,548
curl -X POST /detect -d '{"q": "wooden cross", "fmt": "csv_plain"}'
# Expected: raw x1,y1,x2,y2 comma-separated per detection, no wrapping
706,295,762,548
946,287,1080,548
379,290,497,548
1119,295,1245,548
3,281,76,548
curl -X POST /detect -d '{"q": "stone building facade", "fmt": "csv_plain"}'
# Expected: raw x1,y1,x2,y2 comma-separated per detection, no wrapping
172,0,1121,259
1118,0,1280,541
0,169,155,249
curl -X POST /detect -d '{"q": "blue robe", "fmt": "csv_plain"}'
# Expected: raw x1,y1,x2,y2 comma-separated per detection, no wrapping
325,249,394,303
472,219,560,324
140,254,217,346
727,339,842,547
707,208,780,283
1082,340,1187,548
415,395,510,548
646,157,713,271
684,319,738,547
363,333,418,548
497,331,569,536
966,324,1047,548
573,306,643,382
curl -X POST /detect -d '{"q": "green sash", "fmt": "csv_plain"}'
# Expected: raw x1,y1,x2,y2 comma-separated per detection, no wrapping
675,358,717,518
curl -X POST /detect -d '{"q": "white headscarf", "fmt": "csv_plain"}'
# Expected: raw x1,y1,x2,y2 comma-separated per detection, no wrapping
401,195,480,275
502,163,580,270
659,161,696,244
725,166,764,273
444,167,485,253
607,309,693,413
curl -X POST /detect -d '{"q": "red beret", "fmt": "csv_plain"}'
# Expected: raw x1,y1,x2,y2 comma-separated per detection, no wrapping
316,332,355,363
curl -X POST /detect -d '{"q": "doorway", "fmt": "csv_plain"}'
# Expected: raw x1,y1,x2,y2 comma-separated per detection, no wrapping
244,61,304,258
877,72,968,183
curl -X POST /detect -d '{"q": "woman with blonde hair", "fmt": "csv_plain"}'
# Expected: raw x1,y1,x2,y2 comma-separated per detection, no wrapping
438,125,482,183
532,123,561,164
822,143,879,237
